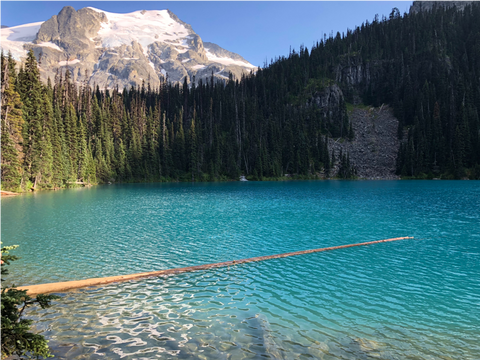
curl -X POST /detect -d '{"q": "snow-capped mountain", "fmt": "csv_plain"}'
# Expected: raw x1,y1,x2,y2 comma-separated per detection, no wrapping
1,6,257,89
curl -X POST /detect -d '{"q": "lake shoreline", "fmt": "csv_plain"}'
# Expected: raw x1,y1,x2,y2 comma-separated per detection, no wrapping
1,190,20,197
4,175,474,195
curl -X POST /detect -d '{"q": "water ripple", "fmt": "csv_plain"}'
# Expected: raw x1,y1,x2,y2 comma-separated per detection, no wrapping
3,181,480,359
19,241,479,360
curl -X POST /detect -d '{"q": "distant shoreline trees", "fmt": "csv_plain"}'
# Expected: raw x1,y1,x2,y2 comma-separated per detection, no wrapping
2,2,479,191
1,49,347,192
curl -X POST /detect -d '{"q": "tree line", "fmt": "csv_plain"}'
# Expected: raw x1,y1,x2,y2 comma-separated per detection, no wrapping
2,2,480,192
1,47,351,192
332,3,480,178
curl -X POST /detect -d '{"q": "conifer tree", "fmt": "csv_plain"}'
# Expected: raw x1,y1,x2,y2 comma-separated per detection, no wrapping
1,52,24,191
18,50,43,189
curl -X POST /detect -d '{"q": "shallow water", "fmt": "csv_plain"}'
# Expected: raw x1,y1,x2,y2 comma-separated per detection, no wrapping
2,181,480,359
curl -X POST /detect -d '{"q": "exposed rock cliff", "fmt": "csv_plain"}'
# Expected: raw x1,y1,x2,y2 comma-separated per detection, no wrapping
1,6,257,89
307,84,346,125
334,54,393,105
409,1,475,14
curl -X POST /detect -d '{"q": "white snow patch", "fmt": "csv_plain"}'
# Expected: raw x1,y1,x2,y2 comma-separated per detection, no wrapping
37,42,62,51
214,67,229,80
191,64,206,70
181,59,190,63
58,59,80,66
122,57,139,60
160,69,167,77
205,49,256,69
0,22,43,59
88,7,192,53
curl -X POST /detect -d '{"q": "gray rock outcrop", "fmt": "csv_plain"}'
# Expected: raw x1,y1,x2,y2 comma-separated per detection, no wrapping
335,55,392,98
204,42,251,63
307,84,346,126
409,1,474,14
34,6,106,54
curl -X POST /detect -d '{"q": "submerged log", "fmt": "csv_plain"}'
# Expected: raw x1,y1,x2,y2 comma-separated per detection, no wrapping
19,236,414,296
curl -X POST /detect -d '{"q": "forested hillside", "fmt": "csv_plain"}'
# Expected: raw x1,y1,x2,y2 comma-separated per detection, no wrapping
332,3,480,178
2,2,479,192
1,49,348,192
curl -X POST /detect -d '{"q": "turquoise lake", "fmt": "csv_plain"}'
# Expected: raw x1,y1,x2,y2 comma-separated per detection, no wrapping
1,181,480,359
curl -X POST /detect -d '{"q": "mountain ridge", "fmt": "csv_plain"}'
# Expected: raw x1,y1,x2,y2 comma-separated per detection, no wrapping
1,6,256,88
410,0,477,12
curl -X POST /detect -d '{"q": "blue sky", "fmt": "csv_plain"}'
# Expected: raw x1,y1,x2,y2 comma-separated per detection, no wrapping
1,1,412,67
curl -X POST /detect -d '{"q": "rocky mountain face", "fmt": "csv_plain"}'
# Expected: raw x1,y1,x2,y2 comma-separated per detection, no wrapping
307,84,346,126
301,82,399,179
1,6,257,89
409,1,475,14
332,62,402,178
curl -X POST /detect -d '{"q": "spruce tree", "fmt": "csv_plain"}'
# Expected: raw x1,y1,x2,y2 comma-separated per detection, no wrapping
18,50,43,189
1,52,24,191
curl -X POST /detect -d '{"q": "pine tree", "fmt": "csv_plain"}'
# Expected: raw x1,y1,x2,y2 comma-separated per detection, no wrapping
35,92,54,189
189,108,198,181
1,52,24,191
17,50,43,189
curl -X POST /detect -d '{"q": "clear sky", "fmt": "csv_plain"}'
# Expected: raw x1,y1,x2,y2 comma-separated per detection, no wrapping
1,1,413,67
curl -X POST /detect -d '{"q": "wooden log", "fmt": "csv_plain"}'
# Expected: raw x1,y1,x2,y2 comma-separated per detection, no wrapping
1,190,19,197
18,236,414,296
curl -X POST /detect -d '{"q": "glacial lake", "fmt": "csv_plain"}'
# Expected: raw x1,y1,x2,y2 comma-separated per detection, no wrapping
2,181,480,359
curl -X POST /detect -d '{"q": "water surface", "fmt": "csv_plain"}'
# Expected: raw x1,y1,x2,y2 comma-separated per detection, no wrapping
2,181,479,359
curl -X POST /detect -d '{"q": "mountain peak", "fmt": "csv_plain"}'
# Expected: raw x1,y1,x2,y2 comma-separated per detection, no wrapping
1,6,256,89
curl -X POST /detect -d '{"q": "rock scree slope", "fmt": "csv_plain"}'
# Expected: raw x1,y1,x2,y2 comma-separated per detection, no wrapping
329,105,400,179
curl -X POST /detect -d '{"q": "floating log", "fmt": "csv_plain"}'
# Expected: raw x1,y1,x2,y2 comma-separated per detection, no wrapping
1,190,19,197
18,236,413,296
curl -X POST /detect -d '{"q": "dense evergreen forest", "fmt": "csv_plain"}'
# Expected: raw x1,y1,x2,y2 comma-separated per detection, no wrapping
1,3,480,192
351,3,480,179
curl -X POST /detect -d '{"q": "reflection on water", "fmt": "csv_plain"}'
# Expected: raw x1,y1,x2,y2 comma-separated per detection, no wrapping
4,181,480,359
29,248,479,359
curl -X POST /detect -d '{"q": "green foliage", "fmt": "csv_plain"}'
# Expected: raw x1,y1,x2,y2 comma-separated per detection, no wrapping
331,4,480,178
1,45,353,186
5,3,480,185
1,245,60,359
1,52,24,191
